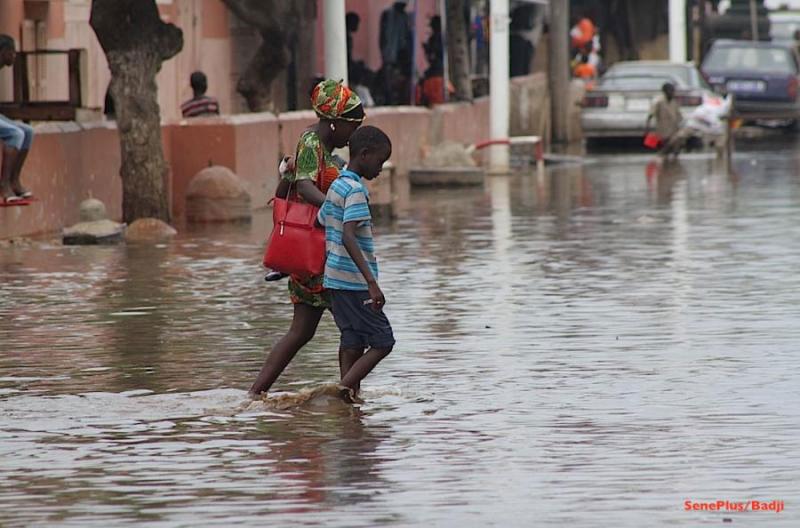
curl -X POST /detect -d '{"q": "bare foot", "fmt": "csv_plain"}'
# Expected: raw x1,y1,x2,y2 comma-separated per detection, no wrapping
337,385,365,404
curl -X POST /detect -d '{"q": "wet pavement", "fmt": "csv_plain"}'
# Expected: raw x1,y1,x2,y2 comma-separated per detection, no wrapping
1,138,799,526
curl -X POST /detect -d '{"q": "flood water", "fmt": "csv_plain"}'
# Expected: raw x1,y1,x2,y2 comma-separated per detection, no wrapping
2,139,799,527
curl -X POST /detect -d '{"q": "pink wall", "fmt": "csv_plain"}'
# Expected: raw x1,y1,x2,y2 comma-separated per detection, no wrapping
0,0,23,40
1,97,496,239
277,111,318,159
354,106,432,177
0,122,122,240
317,0,439,79
165,113,280,217
434,97,491,146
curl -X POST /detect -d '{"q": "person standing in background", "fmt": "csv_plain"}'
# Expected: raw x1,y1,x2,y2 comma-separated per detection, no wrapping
379,1,412,104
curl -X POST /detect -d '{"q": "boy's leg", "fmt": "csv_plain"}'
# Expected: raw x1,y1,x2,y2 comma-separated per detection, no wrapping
331,289,395,396
339,346,365,394
249,302,324,397
340,346,393,390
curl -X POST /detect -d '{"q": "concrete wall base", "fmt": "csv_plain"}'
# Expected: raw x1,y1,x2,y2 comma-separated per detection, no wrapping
1,74,560,240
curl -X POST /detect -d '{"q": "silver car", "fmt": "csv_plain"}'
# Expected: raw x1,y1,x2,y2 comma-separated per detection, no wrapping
581,61,714,139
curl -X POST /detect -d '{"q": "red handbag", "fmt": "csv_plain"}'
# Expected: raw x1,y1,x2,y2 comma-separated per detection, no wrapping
643,132,663,149
262,148,327,279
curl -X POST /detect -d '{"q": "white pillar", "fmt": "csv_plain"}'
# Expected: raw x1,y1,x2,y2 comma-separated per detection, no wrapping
669,0,687,62
490,0,510,172
324,0,348,85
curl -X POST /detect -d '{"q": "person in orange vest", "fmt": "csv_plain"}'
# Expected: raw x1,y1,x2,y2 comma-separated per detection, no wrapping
570,13,596,54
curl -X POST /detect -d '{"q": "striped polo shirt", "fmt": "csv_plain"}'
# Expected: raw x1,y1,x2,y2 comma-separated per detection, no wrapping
317,169,378,291
180,96,220,118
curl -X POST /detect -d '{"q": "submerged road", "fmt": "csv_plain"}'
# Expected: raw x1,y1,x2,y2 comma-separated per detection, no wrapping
1,137,799,526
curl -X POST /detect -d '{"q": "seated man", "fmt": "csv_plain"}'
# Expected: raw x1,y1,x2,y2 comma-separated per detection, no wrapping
0,34,34,202
180,71,220,118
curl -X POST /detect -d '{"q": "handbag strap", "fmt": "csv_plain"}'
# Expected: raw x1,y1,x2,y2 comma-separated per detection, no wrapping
279,131,327,223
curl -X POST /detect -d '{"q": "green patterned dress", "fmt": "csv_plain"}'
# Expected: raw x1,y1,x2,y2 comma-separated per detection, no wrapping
284,130,343,309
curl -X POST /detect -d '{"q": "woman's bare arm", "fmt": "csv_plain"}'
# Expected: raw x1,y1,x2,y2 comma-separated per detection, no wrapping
296,180,326,207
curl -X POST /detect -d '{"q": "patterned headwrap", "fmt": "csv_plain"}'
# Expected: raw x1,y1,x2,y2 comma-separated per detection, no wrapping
311,79,364,122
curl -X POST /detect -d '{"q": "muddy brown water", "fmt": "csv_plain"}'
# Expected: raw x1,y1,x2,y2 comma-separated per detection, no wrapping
1,142,799,526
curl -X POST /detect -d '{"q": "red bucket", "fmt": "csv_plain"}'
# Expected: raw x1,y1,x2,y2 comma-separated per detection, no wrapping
643,132,662,149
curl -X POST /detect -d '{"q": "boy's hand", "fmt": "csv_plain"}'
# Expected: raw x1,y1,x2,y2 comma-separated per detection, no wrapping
367,281,385,311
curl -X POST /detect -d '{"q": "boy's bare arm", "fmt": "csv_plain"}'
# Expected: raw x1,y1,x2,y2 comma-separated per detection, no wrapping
342,221,385,309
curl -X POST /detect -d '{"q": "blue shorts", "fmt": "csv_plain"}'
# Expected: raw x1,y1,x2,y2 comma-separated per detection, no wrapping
0,114,34,150
331,289,395,350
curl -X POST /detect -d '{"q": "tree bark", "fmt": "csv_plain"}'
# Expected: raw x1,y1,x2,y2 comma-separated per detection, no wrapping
223,0,316,112
90,0,182,224
446,0,473,101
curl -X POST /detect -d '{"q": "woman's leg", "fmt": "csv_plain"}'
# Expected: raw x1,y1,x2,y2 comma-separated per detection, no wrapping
249,302,324,396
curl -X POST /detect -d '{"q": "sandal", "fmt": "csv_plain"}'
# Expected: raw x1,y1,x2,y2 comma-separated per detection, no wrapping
15,190,32,199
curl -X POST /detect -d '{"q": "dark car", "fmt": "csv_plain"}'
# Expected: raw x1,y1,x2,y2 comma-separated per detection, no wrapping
701,39,800,120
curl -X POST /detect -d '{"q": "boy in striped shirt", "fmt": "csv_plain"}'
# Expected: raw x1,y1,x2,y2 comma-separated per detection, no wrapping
317,126,394,402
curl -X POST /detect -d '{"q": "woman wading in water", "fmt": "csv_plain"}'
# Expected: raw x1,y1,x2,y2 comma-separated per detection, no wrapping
250,80,365,397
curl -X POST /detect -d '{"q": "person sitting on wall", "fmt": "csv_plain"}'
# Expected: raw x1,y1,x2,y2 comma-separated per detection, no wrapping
180,71,220,118
416,46,455,107
0,34,34,203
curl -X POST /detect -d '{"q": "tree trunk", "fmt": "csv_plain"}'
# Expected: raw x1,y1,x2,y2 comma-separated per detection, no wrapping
236,30,289,112
223,0,317,113
446,0,473,101
90,0,182,224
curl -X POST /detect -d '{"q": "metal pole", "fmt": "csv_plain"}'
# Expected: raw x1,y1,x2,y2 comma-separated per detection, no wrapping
490,0,510,172
549,0,570,144
324,0,348,85
749,0,759,41
697,0,708,64
669,0,687,62
410,0,418,105
440,0,450,103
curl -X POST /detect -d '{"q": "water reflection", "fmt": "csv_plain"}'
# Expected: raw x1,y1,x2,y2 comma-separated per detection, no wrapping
2,140,800,526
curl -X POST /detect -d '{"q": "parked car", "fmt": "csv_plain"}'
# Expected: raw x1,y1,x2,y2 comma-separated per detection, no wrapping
701,39,800,120
769,10,800,47
581,61,714,139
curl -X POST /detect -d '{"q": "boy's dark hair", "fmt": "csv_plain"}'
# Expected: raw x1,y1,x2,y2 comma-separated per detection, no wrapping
349,125,392,156
190,71,208,94
0,34,15,52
